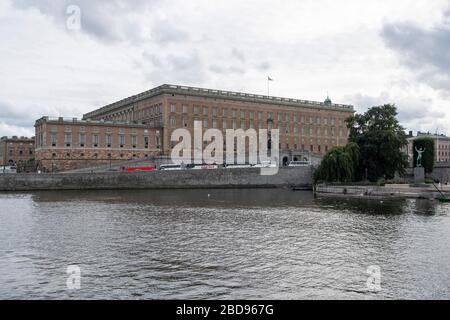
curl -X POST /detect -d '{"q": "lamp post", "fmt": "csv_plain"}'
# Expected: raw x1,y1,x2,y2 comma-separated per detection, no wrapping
436,128,439,163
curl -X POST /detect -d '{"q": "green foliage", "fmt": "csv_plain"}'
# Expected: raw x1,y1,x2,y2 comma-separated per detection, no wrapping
413,137,435,173
346,104,409,181
314,143,360,183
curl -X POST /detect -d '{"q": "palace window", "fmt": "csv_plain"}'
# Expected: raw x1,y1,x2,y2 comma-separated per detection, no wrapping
193,105,200,115
92,134,99,147
79,133,85,147
51,133,57,147
170,116,176,127
106,134,112,148
65,133,72,147
119,135,125,147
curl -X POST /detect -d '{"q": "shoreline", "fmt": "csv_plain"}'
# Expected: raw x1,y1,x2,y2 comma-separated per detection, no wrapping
315,184,450,200
0,167,313,192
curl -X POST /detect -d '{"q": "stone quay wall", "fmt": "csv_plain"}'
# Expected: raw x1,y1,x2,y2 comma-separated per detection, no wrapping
0,167,313,191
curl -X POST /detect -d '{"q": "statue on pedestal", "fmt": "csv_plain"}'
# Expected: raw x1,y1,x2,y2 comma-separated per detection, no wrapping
415,147,426,167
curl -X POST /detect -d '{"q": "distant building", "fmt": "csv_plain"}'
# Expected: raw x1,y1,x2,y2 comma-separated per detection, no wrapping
0,136,35,166
406,131,450,165
34,117,161,172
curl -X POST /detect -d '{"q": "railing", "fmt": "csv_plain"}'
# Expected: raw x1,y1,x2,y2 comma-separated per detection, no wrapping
83,84,355,118
37,116,159,127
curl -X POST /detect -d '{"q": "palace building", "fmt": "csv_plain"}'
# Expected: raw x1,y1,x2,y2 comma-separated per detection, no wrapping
34,84,354,171
34,117,161,172
83,84,354,165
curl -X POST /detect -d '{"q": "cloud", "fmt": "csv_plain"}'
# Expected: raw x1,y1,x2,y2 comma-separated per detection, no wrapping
0,100,82,137
2,0,450,137
12,0,157,42
0,122,34,138
151,20,189,44
381,5,450,94
231,48,246,63
141,50,206,85
346,92,446,133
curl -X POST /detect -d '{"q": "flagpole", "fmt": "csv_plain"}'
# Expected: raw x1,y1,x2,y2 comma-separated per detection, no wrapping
267,78,270,96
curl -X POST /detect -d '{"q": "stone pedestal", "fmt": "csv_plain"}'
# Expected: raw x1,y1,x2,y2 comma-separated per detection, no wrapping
414,167,425,183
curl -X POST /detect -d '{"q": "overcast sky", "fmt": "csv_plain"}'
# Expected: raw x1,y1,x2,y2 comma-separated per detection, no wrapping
1,0,450,137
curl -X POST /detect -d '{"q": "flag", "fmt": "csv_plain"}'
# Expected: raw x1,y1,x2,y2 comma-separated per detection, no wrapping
268,76,274,81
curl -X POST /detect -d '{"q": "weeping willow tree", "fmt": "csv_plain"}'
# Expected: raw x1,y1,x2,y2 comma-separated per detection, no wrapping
314,142,360,183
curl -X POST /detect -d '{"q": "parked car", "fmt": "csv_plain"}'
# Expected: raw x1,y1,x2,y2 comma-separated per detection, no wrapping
189,164,219,170
224,164,253,169
158,164,182,171
252,161,277,168
288,161,311,167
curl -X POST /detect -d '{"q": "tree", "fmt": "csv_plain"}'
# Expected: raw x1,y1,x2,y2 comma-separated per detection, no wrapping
413,137,435,173
314,143,360,183
346,104,408,181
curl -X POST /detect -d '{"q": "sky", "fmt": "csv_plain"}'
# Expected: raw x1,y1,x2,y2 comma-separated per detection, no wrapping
1,0,450,137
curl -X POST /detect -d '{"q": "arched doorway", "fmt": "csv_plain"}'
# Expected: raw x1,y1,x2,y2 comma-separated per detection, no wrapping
283,156,289,166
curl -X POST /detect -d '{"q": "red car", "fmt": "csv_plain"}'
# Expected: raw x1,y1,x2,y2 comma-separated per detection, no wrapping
126,166,156,172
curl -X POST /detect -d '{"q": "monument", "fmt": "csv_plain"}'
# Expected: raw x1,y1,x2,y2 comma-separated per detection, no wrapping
414,146,426,183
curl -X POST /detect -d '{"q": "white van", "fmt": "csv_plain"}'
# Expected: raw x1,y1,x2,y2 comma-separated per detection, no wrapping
1,165,17,173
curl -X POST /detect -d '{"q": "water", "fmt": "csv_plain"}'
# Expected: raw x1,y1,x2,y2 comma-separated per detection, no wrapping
0,189,449,299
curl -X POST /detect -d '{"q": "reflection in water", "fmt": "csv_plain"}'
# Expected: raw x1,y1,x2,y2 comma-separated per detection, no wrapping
0,189,449,299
